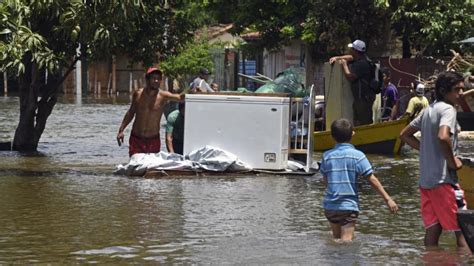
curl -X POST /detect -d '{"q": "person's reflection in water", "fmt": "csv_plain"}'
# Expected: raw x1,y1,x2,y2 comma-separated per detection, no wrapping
421,247,470,265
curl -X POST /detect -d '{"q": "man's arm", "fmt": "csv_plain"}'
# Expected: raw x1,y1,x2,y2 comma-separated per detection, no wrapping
367,174,398,213
116,91,138,146
390,101,399,120
329,55,354,64
340,60,357,81
400,125,420,150
404,98,414,116
160,90,184,102
438,125,462,170
463,88,474,98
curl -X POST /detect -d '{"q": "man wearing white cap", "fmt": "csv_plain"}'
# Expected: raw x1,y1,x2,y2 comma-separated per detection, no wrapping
329,40,375,126
405,82,429,119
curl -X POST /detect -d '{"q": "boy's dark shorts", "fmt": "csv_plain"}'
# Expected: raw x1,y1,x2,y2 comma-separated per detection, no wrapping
324,209,359,225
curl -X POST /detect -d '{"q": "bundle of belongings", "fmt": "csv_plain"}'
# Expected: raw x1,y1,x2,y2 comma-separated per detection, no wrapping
115,146,251,176
115,146,311,176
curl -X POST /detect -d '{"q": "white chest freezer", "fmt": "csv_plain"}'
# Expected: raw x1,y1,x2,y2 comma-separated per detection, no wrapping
184,94,290,170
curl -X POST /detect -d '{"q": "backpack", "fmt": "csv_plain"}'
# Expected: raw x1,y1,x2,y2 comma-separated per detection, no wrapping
368,59,383,94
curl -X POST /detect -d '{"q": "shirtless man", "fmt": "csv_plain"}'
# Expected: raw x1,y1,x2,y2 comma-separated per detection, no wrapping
117,67,183,157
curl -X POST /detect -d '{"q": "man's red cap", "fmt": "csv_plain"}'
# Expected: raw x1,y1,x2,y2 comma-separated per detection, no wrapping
146,67,162,78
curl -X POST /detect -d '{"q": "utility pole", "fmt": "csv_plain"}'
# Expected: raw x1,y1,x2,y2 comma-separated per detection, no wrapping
75,44,82,96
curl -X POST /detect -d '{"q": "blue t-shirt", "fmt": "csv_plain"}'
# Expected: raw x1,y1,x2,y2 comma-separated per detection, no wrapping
320,143,373,211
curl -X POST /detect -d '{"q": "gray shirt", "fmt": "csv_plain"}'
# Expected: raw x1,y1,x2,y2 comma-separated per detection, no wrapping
409,101,460,189
192,77,214,92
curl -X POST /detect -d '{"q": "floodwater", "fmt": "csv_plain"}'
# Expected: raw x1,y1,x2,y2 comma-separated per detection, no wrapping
0,94,473,264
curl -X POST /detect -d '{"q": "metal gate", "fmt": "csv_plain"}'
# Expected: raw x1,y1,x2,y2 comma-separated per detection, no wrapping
289,84,315,172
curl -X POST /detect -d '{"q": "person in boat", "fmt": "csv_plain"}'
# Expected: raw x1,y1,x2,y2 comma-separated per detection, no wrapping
191,68,215,93
329,40,375,126
400,71,468,250
320,118,398,242
166,101,185,155
404,82,429,120
380,67,399,121
117,67,184,157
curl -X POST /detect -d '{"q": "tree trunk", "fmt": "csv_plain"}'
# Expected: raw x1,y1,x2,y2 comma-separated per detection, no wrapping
12,55,40,151
402,29,412,59
12,57,79,151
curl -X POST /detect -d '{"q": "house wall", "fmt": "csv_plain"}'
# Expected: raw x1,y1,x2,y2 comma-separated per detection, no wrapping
62,54,147,95
262,40,305,80
304,49,325,96
259,40,331,94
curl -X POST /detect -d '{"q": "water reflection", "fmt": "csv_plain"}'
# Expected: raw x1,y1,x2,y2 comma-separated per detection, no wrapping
0,94,473,263
421,247,474,265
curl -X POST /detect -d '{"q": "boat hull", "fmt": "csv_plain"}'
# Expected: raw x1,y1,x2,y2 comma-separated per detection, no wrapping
459,158,474,209
458,158,474,252
313,117,409,154
458,210,474,252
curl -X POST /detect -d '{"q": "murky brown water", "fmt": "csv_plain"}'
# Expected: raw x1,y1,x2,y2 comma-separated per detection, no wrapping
0,95,473,264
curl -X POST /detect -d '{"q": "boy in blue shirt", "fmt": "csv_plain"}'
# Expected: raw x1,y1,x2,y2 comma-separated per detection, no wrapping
320,118,398,242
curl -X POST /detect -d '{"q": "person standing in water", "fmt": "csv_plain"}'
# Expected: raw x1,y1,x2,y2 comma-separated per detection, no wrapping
400,71,468,250
321,118,398,242
117,67,183,157
165,102,185,155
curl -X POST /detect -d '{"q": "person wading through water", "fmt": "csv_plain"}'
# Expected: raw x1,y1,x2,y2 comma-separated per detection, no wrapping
117,67,183,157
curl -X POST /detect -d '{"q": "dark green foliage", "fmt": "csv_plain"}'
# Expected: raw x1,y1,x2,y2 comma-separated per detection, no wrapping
204,0,473,57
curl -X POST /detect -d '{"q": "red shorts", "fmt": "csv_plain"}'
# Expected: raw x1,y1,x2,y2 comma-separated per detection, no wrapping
420,183,465,231
129,133,161,157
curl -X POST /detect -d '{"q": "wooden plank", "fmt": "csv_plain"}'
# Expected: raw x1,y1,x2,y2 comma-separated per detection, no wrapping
289,149,307,154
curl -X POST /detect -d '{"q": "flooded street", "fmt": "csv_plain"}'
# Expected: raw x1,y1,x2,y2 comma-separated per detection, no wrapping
0,95,473,264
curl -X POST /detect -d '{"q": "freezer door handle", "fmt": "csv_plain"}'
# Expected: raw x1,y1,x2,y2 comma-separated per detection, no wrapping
225,97,241,101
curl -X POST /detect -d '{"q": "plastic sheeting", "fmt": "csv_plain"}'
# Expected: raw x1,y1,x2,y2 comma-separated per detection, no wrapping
255,67,307,97
115,146,252,176
114,146,315,176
